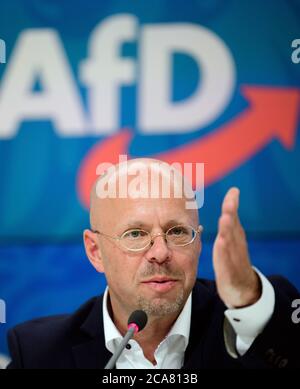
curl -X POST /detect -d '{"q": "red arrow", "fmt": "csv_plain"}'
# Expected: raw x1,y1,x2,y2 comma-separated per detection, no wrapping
77,86,300,208
158,86,300,186
77,129,133,207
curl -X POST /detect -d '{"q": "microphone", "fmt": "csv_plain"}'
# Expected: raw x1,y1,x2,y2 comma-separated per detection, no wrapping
104,310,148,369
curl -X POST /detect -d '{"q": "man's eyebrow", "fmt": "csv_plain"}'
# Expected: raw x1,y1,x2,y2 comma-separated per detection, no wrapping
121,221,151,230
121,219,187,230
163,219,187,229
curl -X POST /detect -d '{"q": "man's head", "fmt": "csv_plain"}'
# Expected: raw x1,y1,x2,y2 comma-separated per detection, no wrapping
83,158,202,323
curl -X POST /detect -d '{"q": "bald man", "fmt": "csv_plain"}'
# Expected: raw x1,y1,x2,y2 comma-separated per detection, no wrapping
7,159,300,369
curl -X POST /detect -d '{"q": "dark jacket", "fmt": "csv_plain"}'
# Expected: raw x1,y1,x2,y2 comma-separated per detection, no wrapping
7,277,300,369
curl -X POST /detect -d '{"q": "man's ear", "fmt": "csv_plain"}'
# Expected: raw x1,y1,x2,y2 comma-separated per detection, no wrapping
83,229,105,273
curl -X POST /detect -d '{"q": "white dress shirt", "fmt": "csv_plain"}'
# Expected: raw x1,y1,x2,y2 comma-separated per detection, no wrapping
103,267,275,368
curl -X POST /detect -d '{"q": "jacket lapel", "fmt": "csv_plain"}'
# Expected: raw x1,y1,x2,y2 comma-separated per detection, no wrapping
72,336,112,369
72,295,112,369
183,280,221,368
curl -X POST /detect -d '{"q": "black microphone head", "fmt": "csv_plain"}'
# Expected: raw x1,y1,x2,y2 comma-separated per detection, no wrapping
127,310,148,333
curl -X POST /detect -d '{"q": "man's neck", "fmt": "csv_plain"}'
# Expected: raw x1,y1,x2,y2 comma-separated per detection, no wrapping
108,296,181,363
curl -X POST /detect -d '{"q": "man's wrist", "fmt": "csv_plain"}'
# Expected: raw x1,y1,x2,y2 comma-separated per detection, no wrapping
233,271,262,308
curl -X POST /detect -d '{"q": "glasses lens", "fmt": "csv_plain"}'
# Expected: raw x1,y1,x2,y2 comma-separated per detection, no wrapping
121,229,150,250
166,225,196,246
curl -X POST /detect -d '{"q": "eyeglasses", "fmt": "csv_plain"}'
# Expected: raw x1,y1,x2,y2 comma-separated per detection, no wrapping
91,224,203,252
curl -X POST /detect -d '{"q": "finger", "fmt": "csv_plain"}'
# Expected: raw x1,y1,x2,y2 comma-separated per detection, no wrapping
213,234,235,280
219,188,247,261
218,211,248,264
222,187,240,216
213,234,231,266
218,213,235,240
222,188,242,239
217,214,236,258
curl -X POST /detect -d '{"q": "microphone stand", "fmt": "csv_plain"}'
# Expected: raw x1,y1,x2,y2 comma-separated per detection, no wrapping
104,325,136,369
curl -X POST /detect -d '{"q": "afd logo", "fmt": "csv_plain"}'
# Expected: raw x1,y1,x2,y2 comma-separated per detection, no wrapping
0,14,235,139
0,15,299,208
0,299,6,324
0,39,5,64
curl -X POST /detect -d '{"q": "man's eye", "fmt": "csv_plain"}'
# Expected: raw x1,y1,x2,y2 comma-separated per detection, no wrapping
124,230,147,239
169,227,185,235
129,230,141,238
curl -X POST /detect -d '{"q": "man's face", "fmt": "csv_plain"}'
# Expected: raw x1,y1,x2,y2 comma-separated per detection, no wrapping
91,193,201,320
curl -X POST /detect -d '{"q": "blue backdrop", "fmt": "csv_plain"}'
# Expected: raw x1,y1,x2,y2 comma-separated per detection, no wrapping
0,0,300,360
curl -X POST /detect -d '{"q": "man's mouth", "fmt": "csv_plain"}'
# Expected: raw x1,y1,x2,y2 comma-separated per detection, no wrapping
141,277,178,292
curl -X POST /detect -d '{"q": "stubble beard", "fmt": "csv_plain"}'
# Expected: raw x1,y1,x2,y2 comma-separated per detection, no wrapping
136,288,185,317
135,262,189,317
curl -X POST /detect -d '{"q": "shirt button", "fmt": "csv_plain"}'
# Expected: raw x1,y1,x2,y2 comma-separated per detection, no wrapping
126,343,132,350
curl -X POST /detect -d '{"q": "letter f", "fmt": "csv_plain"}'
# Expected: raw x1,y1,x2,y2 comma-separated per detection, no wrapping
80,15,137,134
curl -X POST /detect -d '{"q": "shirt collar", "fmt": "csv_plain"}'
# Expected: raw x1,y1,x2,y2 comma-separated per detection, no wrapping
102,286,192,354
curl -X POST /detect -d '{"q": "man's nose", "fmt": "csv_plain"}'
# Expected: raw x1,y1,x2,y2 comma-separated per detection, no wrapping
144,234,171,264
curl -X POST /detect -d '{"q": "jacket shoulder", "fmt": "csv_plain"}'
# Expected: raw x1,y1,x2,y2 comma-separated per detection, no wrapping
7,296,101,368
